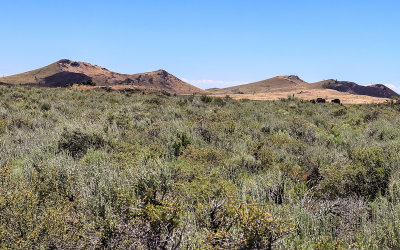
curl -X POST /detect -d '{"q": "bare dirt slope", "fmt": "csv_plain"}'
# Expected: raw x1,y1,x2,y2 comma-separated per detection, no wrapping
0,59,206,94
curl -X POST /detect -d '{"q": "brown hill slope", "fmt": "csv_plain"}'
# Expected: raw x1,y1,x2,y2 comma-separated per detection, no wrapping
210,75,307,94
0,59,205,94
210,75,398,99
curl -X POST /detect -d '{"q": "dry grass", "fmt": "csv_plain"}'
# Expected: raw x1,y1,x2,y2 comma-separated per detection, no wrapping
0,62,60,84
209,75,307,95
211,88,390,104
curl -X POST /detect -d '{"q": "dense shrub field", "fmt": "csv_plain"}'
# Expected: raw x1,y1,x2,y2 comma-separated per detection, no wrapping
1,85,400,249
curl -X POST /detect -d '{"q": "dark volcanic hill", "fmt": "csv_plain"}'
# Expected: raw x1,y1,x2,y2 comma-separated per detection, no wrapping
210,75,399,98
0,59,206,94
310,79,399,98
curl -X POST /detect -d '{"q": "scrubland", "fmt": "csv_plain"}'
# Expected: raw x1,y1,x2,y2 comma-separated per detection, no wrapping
0,86,400,249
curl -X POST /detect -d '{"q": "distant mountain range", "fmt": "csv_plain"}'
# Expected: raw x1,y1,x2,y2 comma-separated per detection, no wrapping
0,60,398,99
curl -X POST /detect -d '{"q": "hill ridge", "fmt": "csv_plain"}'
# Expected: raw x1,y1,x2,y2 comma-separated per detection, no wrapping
0,59,205,94
210,75,399,98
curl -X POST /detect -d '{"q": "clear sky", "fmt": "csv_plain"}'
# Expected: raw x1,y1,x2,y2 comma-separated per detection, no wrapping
0,0,399,90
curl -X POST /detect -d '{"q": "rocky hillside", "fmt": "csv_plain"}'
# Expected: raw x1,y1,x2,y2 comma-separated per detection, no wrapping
311,79,399,98
0,59,206,94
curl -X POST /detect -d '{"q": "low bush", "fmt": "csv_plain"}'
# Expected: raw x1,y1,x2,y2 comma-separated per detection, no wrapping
58,129,105,158
198,198,296,249
200,95,213,103
0,118,7,135
40,102,51,111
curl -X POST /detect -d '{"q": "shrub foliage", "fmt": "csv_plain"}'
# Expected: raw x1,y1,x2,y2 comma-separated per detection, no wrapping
0,86,400,248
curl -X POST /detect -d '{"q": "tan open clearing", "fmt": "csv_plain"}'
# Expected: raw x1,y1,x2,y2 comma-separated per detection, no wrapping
211,88,390,104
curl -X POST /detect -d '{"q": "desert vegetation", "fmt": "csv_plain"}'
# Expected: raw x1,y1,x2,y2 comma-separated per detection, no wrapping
1,85,400,249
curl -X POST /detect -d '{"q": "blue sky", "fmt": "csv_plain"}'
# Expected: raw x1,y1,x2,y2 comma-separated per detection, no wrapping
0,0,399,90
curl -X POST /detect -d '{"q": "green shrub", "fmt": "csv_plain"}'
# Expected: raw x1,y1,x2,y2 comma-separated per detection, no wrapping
137,199,184,249
40,102,51,111
332,107,347,117
172,132,191,157
320,147,392,200
0,164,89,249
349,147,391,199
145,97,164,105
213,97,227,107
1,86,400,248
58,129,105,158
0,118,7,135
198,198,296,249
200,95,213,103
313,236,344,250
